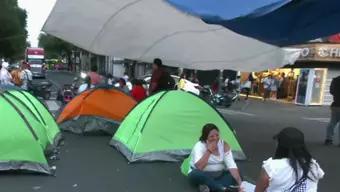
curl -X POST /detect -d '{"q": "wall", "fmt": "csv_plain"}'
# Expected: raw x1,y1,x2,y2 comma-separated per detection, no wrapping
104,56,125,77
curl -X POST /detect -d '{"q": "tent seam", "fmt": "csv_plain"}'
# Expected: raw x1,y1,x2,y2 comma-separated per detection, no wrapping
6,91,46,125
139,91,169,133
0,94,39,141
130,91,169,160
19,90,52,122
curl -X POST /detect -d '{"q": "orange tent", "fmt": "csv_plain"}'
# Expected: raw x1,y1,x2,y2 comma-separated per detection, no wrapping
57,88,136,135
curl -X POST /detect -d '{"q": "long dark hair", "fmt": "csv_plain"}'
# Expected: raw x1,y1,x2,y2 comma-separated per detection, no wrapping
274,138,316,190
199,123,219,142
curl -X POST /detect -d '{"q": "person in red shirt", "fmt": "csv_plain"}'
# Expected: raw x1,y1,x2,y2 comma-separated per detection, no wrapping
131,79,147,102
87,65,102,85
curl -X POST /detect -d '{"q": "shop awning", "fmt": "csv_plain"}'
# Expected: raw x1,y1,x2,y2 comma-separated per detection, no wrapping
43,0,301,71
168,0,340,46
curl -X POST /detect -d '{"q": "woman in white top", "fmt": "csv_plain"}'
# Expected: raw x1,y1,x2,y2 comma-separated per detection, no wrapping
188,124,243,192
255,127,324,192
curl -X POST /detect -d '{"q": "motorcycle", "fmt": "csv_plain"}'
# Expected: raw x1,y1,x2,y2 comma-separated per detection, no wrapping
57,77,80,104
29,80,52,100
199,85,238,107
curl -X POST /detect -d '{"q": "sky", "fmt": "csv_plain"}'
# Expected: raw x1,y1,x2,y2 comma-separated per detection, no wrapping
167,0,290,19
18,0,56,47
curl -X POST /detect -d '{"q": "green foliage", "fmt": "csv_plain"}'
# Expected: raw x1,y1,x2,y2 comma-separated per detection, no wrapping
38,33,73,59
0,0,28,61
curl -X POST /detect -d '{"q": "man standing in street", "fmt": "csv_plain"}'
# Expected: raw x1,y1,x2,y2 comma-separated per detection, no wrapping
0,61,14,86
325,75,340,146
87,65,102,86
148,58,174,95
20,62,33,91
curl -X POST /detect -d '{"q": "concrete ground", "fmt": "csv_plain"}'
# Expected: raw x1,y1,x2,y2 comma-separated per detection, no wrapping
0,71,338,192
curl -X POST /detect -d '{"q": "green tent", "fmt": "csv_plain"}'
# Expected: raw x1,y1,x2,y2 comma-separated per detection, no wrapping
110,90,245,162
0,88,61,174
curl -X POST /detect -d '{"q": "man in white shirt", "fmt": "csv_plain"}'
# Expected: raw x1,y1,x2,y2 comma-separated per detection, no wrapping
0,62,13,86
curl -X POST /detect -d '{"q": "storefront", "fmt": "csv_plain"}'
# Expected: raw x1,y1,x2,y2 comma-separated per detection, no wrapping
295,43,340,106
241,43,340,106
240,68,300,102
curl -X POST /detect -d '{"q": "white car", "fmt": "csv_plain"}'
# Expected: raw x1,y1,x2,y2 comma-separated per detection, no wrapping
143,75,200,95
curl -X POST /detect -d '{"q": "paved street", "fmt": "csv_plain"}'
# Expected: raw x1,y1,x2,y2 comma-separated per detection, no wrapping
1,71,338,192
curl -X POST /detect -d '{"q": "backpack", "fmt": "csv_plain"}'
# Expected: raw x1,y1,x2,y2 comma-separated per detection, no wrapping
158,71,175,90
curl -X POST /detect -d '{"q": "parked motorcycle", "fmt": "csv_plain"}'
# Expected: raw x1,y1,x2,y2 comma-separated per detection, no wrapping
57,77,80,104
199,85,238,107
29,80,52,100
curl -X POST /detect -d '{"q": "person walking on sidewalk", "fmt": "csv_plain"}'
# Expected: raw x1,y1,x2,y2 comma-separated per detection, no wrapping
262,75,273,101
0,61,13,86
243,73,253,100
325,75,340,146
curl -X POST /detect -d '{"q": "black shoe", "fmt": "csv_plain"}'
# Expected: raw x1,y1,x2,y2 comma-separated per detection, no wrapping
324,139,333,146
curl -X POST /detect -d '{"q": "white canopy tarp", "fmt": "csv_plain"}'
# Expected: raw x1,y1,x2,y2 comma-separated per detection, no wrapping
43,0,300,71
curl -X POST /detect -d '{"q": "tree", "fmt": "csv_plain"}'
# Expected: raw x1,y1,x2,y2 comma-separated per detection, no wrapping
38,33,74,67
38,33,73,58
0,0,27,61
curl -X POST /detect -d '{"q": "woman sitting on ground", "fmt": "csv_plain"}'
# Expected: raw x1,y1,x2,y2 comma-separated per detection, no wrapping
189,123,243,192
255,127,324,192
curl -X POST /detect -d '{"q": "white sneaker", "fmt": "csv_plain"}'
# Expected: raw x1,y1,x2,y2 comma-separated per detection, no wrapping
198,185,210,192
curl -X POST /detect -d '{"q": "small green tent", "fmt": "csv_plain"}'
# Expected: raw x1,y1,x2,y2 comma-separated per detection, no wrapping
0,88,61,174
110,90,245,162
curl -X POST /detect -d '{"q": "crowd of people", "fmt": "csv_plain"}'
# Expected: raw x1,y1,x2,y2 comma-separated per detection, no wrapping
77,58,174,102
0,61,32,91
219,72,294,102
